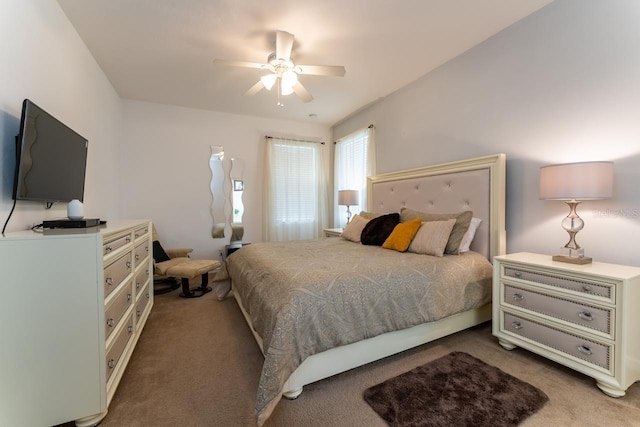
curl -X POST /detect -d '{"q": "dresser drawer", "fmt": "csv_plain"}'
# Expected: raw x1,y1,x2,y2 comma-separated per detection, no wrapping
106,313,134,383
134,240,150,267
105,281,133,340
502,265,615,304
134,225,150,242
104,250,133,298
135,288,151,329
502,311,612,373
133,266,150,298
103,233,132,257
503,284,613,337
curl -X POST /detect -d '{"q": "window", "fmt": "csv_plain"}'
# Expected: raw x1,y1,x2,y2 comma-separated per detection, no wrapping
334,126,375,228
263,137,328,241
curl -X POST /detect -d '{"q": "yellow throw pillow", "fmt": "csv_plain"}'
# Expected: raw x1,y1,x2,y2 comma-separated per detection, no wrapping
382,217,423,252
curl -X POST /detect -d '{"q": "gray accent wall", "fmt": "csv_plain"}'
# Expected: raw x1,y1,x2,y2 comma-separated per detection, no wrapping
333,0,640,266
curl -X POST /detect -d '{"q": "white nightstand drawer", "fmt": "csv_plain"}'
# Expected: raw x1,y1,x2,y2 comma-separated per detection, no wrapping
502,311,612,374
503,284,613,337
502,265,615,304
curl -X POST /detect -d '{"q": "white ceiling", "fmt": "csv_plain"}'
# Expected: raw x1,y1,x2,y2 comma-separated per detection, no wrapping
57,0,552,126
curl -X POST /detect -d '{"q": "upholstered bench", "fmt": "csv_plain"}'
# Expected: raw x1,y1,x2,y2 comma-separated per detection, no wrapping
156,258,221,298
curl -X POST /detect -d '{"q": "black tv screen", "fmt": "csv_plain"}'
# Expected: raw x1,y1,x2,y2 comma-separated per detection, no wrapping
13,99,88,203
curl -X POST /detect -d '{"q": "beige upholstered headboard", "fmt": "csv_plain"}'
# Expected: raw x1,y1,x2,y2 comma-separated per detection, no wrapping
367,154,506,260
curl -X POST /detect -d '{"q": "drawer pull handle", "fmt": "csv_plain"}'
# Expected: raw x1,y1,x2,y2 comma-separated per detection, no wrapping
577,345,593,356
145,246,149,252
512,293,524,302
126,236,131,243
105,246,112,253
582,284,592,292
135,254,140,261
137,310,142,318
511,321,523,330
106,318,115,327
108,359,116,369
126,261,132,269
136,281,141,289
514,271,522,278
105,277,114,286
127,293,132,301
128,325,134,334
578,311,594,321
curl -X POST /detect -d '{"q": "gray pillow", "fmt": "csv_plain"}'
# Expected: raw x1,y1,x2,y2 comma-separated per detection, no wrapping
400,208,473,254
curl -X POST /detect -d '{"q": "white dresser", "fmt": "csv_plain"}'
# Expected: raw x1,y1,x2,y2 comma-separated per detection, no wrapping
0,220,153,427
493,252,640,397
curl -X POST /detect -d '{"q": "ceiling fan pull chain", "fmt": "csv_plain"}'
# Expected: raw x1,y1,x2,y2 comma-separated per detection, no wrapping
277,79,283,107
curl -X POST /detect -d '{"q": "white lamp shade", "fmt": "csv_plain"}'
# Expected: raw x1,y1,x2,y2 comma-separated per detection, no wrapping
281,70,298,87
338,190,359,206
281,83,294,96
539,161,613,200
260,74,277,91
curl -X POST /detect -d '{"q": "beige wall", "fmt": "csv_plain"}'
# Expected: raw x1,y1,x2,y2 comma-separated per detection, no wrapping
120,100,331,260
333,0,640,266
0,0,123,233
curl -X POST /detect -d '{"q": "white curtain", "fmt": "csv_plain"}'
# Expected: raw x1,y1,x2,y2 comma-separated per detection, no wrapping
263,137,329,241
334,126,375,228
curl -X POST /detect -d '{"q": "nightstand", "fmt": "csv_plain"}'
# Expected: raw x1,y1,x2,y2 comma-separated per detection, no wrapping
492,252,640,397
323,228,343,238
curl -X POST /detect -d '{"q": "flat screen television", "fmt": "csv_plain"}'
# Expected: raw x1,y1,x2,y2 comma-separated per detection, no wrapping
12,99,88,203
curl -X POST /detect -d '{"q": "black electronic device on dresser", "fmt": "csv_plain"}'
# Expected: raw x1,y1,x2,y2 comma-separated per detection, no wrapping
43,218,101,229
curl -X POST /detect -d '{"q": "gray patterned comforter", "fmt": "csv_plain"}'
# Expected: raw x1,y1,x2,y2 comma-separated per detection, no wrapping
214,238,493,424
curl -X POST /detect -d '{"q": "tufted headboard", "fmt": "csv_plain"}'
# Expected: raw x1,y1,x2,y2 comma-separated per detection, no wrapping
367,154,506,260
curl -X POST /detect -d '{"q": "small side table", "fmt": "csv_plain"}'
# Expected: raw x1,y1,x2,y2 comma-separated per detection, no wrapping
224,242,247,259
493,252,640,397
323,228,343,238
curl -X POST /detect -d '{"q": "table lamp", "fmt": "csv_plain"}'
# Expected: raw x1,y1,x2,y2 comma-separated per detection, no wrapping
539,161,613,264
338,190,359,225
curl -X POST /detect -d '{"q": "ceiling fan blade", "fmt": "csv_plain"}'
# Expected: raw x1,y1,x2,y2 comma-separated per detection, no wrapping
213,59,269,70
292,81,313,103
244,80,265,96
296,64,346,77
276,31,294,61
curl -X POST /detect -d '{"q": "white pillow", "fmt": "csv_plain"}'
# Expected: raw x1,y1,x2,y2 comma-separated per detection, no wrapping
340,214,370,243
458,217,482,253
407,219,456,257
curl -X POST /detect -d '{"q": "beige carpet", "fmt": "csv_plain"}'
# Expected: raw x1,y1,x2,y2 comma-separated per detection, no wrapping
63,288,640,427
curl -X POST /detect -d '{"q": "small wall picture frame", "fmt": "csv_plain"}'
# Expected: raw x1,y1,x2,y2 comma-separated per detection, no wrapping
234,180,244,191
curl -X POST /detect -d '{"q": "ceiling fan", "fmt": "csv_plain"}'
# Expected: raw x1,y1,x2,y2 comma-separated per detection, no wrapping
213,30,346,106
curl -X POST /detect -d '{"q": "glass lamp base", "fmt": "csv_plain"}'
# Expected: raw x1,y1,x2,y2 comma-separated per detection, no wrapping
552,247,592,264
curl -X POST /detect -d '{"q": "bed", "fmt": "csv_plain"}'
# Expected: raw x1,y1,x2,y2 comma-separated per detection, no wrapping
214,153,506,425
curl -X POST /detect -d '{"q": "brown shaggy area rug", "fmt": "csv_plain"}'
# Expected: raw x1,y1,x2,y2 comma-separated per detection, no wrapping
363,351,548,427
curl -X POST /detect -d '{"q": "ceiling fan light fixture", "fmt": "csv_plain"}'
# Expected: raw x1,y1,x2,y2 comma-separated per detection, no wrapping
215,31,344,105
281,69,298,87
260,73,277,91
281,82,295,96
